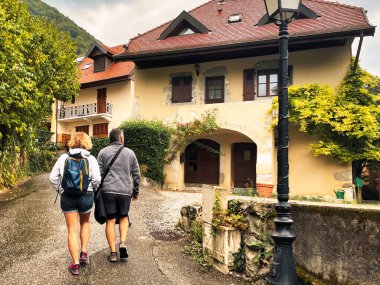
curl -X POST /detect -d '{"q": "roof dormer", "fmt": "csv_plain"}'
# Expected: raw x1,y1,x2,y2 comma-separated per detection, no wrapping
85,42,115,72
159,10,209,40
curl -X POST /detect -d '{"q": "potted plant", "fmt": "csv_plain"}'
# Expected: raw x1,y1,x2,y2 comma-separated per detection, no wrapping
256,183,274,198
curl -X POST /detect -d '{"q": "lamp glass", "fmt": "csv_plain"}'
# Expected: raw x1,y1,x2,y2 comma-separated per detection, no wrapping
264,0,301,21
264,0,279,19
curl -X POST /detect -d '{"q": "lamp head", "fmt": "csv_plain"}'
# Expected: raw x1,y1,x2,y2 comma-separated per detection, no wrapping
264,0,301,22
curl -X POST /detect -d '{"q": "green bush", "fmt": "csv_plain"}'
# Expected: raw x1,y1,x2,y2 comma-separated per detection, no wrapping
27,147,56,174
119,119,171,186
91,137,109,157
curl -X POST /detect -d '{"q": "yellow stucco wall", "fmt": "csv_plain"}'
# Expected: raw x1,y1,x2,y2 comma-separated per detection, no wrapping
54,80,134,137
134,44,352,196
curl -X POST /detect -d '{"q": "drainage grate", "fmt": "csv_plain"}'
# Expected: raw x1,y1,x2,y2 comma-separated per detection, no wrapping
150,230,184,241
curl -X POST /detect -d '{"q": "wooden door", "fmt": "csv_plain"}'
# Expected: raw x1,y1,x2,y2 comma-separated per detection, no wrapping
97,88,107,114
185,139,220,185
232,143,257,188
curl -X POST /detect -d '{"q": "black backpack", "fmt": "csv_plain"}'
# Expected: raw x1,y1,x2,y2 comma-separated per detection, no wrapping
61,153,90,196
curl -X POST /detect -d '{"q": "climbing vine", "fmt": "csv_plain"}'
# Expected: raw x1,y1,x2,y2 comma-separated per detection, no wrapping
166,108,219,162
271,59,380,166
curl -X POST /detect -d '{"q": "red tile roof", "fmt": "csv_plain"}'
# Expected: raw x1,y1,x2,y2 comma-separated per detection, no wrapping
123,0,375,56
79,44,134,87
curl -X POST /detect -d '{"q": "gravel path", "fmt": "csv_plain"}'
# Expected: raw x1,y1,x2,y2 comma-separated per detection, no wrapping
0,173,251,285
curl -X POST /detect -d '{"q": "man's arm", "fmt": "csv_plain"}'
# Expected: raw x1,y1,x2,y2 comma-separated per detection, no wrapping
131,152,141,198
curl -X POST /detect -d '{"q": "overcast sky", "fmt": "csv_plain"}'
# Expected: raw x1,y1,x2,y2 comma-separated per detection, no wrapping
43,0,380,76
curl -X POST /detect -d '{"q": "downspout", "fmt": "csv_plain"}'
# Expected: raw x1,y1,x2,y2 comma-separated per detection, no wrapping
353,32,364,72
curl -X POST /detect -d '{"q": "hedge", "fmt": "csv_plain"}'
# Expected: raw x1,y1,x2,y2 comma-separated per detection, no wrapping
119,119,171,186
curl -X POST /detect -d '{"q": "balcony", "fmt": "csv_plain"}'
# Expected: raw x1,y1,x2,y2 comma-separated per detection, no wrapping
58,103,112,122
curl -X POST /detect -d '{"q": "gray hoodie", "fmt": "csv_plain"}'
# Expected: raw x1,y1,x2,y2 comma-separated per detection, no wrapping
50,148,101,194
97,142,140,196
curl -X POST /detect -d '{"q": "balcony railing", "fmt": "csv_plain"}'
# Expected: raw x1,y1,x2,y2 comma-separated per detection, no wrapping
59,103,112,119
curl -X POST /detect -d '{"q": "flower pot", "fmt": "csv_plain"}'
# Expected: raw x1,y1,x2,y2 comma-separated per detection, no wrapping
256,183,274,198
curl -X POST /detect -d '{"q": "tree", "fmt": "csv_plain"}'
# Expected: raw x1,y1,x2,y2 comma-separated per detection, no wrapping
0,0,80,148
273,59,380,178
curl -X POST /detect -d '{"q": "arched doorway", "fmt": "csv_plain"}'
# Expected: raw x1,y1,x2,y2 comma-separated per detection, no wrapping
184,139,220,185
232,143,257,188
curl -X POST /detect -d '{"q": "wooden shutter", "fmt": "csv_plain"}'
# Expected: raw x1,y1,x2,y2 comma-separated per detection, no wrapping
75,125,89,134
93,123,108,137
94,56,106,72
172,78,181,103
243,69,256,101
97,88,107,114
182,76,192,102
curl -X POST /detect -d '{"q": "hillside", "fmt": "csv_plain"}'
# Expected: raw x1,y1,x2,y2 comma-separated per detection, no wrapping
25,0,96,55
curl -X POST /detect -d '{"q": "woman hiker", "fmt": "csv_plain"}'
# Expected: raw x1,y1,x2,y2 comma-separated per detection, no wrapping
50,132,101,275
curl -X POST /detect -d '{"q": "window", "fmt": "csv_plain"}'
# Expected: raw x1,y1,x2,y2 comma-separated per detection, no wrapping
258,70,278,97
75,125,89,134
179,27,195,35
94,56,105,72
93,123,108,138
172,76,192,103
228,14,242,23
205,76,224,103
257,66,293,97
81,63,92,70
71,95,76,104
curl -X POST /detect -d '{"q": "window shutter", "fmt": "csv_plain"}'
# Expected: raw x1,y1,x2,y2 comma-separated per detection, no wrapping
172,77,181,103
94,56,106,72
182,76,192,102
243,69,255,101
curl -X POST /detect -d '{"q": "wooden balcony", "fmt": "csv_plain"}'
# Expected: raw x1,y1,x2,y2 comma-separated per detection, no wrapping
58,103,112,122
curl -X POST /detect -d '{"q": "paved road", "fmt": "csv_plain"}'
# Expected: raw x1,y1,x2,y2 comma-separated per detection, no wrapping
0,173,251,285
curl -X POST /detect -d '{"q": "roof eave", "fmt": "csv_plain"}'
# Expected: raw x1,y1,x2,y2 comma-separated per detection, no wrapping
115,27,375,63
80,75,132,89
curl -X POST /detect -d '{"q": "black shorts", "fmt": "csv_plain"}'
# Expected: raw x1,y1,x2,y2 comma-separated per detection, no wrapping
103,193,131,220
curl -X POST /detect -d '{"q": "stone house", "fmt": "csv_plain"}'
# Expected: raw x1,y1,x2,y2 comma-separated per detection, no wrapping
51,0,377,199
114,0,375,198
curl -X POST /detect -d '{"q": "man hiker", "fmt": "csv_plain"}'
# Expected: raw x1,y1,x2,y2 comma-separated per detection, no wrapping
97,128,140,262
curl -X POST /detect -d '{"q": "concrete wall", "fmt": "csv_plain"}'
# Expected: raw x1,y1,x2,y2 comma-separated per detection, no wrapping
134,44,352,197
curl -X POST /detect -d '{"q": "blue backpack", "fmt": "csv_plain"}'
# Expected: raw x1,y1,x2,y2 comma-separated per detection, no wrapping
61,154,90,196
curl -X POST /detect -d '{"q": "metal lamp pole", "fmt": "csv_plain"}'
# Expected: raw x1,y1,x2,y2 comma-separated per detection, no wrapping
263,0,301,284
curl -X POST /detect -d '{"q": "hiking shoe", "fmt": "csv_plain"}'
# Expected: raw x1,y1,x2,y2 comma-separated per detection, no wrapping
80,251,89,265
119,242,129,259
108,252,117,262
68,263,80,275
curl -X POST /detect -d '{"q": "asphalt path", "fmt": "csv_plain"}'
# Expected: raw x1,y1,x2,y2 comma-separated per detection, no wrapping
0,173,252,285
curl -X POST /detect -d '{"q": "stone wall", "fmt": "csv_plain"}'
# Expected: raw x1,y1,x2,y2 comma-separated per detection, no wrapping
180,193,380,285
292,203,380,285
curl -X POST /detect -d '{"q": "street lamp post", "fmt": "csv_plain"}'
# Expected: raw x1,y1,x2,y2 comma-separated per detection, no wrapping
263,0,301,284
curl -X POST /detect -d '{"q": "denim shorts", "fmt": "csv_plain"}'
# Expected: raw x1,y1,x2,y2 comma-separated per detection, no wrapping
60,192,94,214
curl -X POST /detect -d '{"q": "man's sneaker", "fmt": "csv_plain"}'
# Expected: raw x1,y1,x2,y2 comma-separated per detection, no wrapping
108,252,117,262
79,251,89,265
68,263,80,275
119,242,129,259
